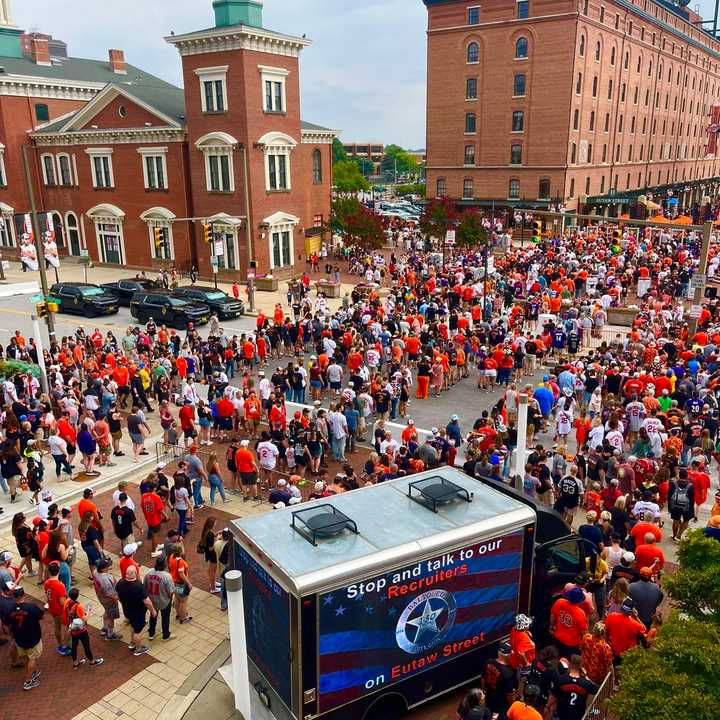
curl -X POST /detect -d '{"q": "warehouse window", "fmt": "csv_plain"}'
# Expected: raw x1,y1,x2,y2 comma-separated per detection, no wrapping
467,42,479,64
515,37,528,59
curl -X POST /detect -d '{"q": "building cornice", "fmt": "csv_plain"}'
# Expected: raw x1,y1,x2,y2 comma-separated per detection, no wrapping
300,129,338,145
164,25,312,58
0,73,104,101
31,127,186,147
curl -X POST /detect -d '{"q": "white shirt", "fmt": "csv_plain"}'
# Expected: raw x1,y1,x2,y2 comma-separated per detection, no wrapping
328,411,348,439
182,383,199,405
257,441,279,469
112,489,136,512
258,378,274,401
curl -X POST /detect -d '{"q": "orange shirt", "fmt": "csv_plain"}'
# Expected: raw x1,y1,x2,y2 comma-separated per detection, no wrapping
604,611,646,656
234,448,257,474
509,627,536,669
507,701,543,720
169,555,189,583
119,555,140,580
551,598,588,648
44,577,67,617
61,599,87,636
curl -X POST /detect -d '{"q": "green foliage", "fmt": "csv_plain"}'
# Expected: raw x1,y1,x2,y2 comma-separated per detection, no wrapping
331,198,385,251
663,530,720,623
333,160,370,192
420,196,457,240
609,614,720,720
0,359,40,379
354,157,375,177
395,183,425,197
456,210,489,248
380,144,420,181
332,138,347,165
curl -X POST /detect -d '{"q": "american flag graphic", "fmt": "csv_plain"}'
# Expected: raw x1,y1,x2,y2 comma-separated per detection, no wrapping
317,530,524,713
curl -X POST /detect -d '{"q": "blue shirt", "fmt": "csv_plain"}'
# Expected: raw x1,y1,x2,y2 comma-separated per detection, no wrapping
534,386,555,415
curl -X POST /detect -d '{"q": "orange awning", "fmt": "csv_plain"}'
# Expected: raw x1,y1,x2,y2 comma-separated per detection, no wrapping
649,214,669,223
673,215,692,224
619,213,630,220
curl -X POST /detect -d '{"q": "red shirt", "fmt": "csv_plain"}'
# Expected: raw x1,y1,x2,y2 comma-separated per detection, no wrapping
141,491,164,528
604,611,646,655
178,404,195,430
44,577,67,617
634,543,665,571
216,398,234,418
119,555,140,580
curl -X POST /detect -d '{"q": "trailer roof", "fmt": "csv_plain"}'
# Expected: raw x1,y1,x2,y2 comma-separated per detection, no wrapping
231,467,536,595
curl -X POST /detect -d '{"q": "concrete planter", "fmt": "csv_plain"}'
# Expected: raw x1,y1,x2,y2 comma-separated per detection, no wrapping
316,281,341,298
255,276,279,292
607,307,639,327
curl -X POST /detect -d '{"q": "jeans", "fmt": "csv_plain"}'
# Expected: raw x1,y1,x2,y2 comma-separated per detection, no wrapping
293,387,305,404
0,476,7,493
71,631,93,661
347,428,357,453
209,473,226,503
191,478,205,507
220,570,228,611
148,604,172,639
176,508,188,536
53,453,73,477
225,360,235,379
331,435,346,461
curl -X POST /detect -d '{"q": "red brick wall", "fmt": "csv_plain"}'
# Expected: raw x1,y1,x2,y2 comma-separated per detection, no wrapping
79,95,170,130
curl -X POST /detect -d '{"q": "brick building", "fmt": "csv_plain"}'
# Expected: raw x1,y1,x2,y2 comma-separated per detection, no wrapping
424,0,720,215
0,0,335,278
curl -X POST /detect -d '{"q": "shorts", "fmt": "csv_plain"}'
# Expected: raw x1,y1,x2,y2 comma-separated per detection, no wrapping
99,443,111,454
219,417,233,430
118,386,130,395
484,370,497,377
330,381,341,390
66,442,76,455
16,640,43,661
670,509,693,522
174,582,190,598
129,433,144,445
183,428,197,439
310,380,322,388
205,550,218,564
100,600,120,620
240,471,258,486
199,418,211,428
147,523,161,536
111,431,122,441
127,613,146,634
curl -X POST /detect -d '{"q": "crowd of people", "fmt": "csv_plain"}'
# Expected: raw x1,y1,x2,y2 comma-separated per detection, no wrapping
0,216,719,707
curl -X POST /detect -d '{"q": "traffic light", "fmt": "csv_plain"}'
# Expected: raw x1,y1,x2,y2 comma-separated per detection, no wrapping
612,228,621,242
532,220,542,242
36,302,47,318
153,226,164,249
203,224,212,244
47,301,59,313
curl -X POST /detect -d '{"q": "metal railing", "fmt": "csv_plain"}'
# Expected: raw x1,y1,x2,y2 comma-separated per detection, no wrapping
582,670,615,720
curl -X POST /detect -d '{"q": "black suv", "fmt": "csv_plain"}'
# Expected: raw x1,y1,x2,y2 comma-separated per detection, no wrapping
49,283,119,317
171,286,245,319
130,291,211,329
101,278,160,307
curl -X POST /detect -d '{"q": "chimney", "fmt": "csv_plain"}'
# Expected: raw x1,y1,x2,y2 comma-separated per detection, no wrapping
108,49,126,75
30,37,50,66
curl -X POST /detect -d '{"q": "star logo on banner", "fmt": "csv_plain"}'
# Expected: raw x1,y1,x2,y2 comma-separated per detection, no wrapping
322,594,334,606
335,605,346,616
365,604,375,615
405,600,444,645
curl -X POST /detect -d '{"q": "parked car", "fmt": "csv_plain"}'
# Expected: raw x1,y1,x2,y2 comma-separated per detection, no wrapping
130,291,210,329
101,278,160,306
49,283,119,317
171,286,244,319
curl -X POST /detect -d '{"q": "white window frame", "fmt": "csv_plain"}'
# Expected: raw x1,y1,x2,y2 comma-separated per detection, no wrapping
196,133,237,193
213,224,239,270
0,211,15,247
64,211,81,254
264,212,299,270
40,153,56,186
86,148,114,188
0,145,6,187
141,208,176,261
259,132,297,192
138,147,169,190
195,66,229,113
57,153,73,186
93,221,125,265
467,5,481,24
259,65,289,113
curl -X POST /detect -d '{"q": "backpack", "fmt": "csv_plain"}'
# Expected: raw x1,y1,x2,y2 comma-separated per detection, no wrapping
226,445,238,473
670,484,691,513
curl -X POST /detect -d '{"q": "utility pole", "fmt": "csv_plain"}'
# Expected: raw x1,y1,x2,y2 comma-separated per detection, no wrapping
688,220,713,336
21,144,56,342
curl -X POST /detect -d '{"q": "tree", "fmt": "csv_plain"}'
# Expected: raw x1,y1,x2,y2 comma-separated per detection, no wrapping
420,196,457,241
332,137,347,165
333,160,370,192
330,197,385,251
380,144,420,181
395,183,425,197
456,210,489,249
609,531,720,720
663,530,720,623
354,157,375,177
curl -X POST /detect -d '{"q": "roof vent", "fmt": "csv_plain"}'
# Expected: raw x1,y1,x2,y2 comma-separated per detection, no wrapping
0,67,5,74
291,504,358,546
407,476,472,513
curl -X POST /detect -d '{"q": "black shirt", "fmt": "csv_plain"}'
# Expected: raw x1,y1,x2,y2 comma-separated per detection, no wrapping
482,658,518,713
116,578,148,619
5,601,43,648
553,673,599,720
111,506,137,540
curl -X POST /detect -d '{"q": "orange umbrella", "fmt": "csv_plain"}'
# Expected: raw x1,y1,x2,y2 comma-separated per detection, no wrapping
649,214,668,223
674,215,692,224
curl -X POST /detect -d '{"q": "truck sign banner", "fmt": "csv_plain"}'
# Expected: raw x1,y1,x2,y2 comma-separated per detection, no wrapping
317,530,524,712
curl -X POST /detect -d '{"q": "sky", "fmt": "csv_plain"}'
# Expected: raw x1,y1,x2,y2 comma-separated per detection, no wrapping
14,0,429,149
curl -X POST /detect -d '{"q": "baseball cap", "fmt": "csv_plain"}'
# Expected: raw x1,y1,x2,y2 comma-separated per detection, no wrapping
123,542,141,556
639,567,653,579
451,414,459,421
277,479,287,487
156,462,166,470
565,587,585,604
622,551,636,563
95,557,113,570
620,598,636,615
41,490,52,500
498,641,512,655
314,481,325,492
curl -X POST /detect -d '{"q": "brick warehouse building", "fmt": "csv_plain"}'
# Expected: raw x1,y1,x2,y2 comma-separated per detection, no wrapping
424,0,720,215
0,0,335,278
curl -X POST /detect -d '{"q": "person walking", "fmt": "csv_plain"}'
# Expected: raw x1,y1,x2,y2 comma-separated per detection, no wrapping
185,445,207,510
12,512,38,577
47,428,73,481
5,585,44,690
171,476,192,536
168,544,192,624
234,439,259,502
91,557,122,641
44,561,70,656
143,555,175,641
127,406,150,463
110,493,142,546
62,587,103,669
206,452,229,505
199,516,221,594
116,565,155,656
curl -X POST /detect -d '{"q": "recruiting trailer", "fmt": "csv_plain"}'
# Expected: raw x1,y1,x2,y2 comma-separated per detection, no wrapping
317,531,524,713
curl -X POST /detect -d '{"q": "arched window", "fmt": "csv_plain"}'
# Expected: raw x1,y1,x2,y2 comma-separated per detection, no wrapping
258,131,297,191
65,211,81,256
538,178,551,198
515,37,528,59
312,149,322,183
465,113,477,133
467,42,479,64
195,131,239,192
508,179,520,198
611,46,616,65
595,41,601,61
579,35,585,56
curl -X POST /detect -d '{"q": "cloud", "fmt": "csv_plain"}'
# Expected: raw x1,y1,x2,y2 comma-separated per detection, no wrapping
14,0,428,147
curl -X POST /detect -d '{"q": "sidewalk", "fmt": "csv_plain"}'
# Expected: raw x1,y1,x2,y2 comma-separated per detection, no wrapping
0,260,359,317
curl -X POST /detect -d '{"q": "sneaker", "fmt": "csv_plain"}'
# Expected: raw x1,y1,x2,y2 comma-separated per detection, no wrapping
105,633,123,641
100,627,108,636
128,643,136,651
133,646,150,656
58,646,72,656
73,659,86,669
90,658,104,666
140,451,149,456
30,670,42,681
161,634,176,641
179,616,193,625
210,587,220,594
148,634,156,641
23,678,40,691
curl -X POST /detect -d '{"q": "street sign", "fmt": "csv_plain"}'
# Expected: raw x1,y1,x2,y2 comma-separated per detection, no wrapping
688,304,702,318
214,240,224,257
46,296,62,305
210,258,219,274
29,293,44,303
445,230,456,246
690,274,707,290
247,270,256,281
